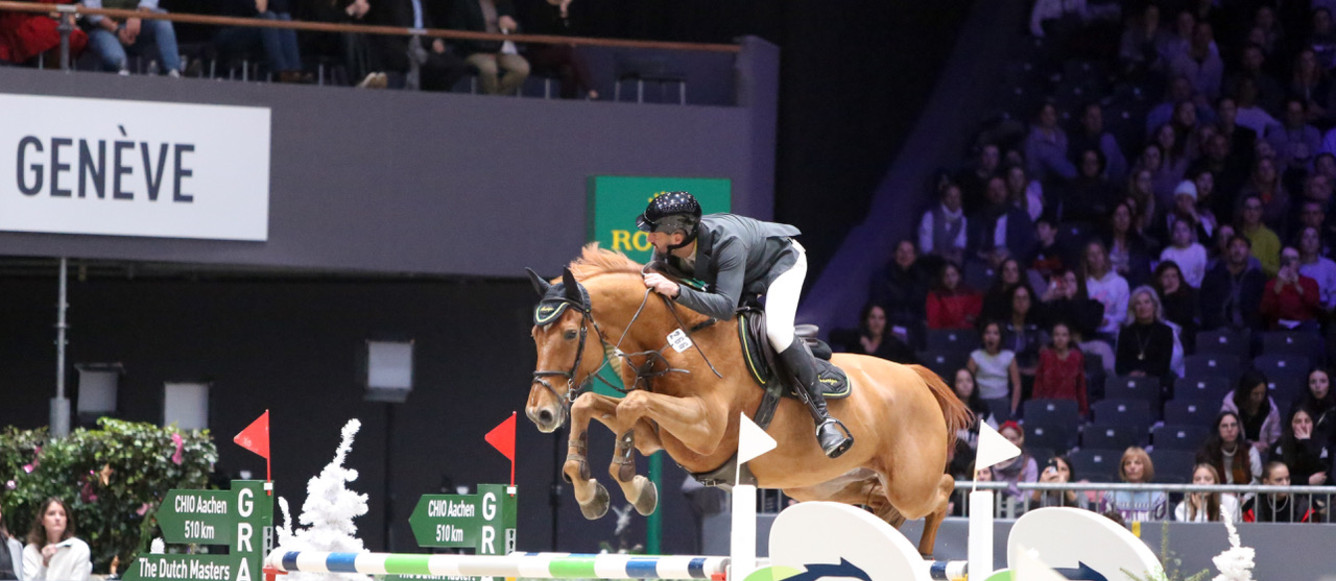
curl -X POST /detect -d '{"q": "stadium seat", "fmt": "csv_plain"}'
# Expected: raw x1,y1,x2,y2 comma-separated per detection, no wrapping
1183,354,1241,383
986,398,1014,425
918,349,970,379
1265,367,1309,399
1026,423,1076,454
1027,446,1055,468
1149,449,1197,483
1252,355,1309,386
1090,398,1152,430
1023,399,1081,452
1174,374,1231,403
1023,398,1080,426
1103,376,1161,417
1083,422,1146,450
1069,448,1123,483
1150,424,1210,451
1195,329,1250,359
1261,331,1321,359
925,328,980,353
1163,400,1218,427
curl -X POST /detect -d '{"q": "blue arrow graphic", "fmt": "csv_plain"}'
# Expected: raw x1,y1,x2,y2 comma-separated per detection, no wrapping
787,558,872,581
1053,562,1108,581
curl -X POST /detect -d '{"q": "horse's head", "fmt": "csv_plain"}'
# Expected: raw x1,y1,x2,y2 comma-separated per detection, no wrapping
525,267,603,433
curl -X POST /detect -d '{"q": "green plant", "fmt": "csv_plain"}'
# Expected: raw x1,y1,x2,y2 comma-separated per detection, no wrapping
1122,521,1209,581
0,418,217,573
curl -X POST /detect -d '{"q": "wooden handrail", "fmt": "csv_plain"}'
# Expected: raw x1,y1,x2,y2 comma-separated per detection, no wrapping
0,0,741,53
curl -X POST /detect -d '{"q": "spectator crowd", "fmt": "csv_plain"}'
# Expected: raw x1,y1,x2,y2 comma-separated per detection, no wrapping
831,0,1336,525
0,0,598,97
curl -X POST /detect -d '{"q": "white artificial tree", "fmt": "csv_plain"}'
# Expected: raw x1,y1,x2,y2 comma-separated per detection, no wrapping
275,419,370,581
1211,513,1255,581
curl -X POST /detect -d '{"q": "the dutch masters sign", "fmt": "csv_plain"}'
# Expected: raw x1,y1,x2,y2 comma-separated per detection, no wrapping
587,176,730,263
126,480,272,581
0,93,270,241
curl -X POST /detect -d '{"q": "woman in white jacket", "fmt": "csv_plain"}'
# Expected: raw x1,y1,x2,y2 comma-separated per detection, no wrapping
21,498,90,581
1174,463,1241,523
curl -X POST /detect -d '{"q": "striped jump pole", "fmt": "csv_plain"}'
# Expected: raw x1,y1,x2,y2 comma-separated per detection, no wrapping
267,551,740,580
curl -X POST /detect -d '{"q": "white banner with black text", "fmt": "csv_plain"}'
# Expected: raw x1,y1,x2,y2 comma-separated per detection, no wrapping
0,93,270,241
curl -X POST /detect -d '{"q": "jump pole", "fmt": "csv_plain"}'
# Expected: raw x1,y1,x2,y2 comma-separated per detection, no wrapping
266,550,745,580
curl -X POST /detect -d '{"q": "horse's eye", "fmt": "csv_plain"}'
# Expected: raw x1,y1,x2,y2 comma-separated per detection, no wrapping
564,329,578,340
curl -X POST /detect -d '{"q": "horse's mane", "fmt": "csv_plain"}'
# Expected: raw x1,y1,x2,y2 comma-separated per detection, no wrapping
567,243,643,280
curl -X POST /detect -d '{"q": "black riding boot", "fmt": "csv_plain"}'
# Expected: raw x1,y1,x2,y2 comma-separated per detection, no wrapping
778,342,854,458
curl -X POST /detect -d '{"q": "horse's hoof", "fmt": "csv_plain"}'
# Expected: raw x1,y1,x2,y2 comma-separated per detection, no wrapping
580,482,610,520
632,477,658,516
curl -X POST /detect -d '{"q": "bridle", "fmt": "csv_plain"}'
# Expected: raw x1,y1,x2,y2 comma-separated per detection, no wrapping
530,288,617,408
528,268,716,414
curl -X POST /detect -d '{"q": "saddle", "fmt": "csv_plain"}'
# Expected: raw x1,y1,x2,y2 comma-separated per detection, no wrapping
686,310,853,490
736,308,852,425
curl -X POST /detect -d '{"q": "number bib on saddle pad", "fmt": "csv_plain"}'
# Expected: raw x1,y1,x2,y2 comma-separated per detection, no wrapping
736,310,851,399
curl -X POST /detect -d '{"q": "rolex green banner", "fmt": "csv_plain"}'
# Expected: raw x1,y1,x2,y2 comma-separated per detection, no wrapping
586,176,731,264
584,176,727,557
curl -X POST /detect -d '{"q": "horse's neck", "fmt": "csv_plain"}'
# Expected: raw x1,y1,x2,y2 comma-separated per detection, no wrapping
593,281,741,388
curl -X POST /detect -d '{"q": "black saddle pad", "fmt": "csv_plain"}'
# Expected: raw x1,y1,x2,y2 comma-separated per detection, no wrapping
737,310,851,399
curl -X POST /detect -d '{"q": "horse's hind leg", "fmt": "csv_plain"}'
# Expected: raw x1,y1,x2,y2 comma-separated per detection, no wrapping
784,476,906,528
610,429,658,516
915,474,956,558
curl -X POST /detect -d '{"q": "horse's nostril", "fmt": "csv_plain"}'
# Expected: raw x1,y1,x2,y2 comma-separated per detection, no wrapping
539,409,554,424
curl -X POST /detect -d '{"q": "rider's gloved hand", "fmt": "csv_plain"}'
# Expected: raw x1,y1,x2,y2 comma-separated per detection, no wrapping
643,272,680,298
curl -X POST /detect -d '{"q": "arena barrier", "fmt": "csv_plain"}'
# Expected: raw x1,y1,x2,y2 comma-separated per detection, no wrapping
267,551,740,580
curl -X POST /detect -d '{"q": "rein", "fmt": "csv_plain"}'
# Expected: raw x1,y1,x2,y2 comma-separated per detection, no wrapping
531,271,724,409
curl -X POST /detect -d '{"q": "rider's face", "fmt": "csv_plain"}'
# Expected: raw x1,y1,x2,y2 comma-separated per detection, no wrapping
647,231,685,256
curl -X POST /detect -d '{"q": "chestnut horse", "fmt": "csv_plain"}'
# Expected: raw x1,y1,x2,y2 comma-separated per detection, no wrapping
525,246,971,556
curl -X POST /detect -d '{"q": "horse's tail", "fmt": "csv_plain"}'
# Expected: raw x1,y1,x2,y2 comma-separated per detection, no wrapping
909,364,974,456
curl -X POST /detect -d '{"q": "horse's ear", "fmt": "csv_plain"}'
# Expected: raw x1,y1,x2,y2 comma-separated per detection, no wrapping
561,268,581,303
525,267,551,297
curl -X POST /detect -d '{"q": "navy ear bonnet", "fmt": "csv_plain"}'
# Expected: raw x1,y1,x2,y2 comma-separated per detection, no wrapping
526,267,591,326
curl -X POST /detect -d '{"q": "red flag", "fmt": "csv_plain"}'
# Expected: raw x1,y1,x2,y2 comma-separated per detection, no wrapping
234,411,270,459
485,413,517,486
485,413,516,461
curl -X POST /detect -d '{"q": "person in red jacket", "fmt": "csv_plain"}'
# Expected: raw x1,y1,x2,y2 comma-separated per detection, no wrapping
926,262,982,329
0,0,87,65
1031,321,1090,416
1260,247,1321,331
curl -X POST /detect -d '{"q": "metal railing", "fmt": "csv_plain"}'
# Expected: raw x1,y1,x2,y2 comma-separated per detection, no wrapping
952,481,1336,521
0,0,739,75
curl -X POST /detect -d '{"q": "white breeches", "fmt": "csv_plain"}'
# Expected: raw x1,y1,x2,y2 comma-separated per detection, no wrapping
765,241,807,351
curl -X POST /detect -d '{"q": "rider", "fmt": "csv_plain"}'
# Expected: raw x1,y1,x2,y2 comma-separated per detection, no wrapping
637,191,854,459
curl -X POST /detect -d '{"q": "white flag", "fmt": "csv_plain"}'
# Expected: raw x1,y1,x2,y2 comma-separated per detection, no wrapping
737,412,777,465
975,421,1021,470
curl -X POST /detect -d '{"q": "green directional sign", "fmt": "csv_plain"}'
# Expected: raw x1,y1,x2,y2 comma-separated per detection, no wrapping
158,490,237,544
408,484,516,554
129,481,271,581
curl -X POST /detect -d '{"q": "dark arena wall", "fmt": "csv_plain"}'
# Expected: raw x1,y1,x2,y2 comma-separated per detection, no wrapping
0,275,703,554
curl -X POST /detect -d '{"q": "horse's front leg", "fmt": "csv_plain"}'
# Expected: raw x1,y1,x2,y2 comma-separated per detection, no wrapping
616,390,725,456
610,427,659,516
566,393,622,519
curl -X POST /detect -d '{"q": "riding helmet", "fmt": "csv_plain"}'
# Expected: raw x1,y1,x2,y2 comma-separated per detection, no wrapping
636,191,702,233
